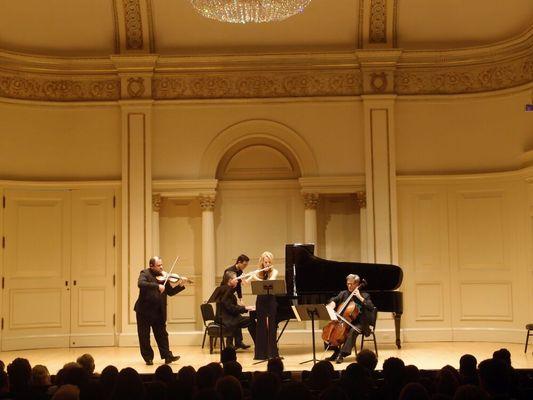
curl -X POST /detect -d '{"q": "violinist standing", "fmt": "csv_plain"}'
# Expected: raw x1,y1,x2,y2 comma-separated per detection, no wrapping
326,274,375,364
134,256,186,365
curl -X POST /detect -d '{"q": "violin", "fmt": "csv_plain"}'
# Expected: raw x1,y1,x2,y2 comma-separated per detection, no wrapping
156,255,193,286
156,271,193,284
321,279,367,348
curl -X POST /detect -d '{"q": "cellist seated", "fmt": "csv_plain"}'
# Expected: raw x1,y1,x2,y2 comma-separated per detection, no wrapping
325,274,375,364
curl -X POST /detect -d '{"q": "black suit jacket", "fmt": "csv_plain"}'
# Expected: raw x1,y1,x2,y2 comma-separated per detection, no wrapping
134,269,185,321
215,285,248,330
222,265,243,299
329,289,376,336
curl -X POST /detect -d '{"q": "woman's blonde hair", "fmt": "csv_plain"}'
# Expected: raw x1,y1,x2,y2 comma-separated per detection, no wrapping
258,251,274,267
258,251,274,280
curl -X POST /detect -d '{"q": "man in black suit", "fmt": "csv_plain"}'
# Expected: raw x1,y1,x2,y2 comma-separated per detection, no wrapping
134,256,185,365
325,274,375,364
216,270,256,349
222,254,250,304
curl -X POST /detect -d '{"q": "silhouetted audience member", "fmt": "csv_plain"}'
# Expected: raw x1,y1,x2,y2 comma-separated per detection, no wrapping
492,349,511,367
307,360,335,392
0,370,10,398
216,375,243,400
193,388,221,400
111,367,146,400
208,363,223,382
319,386,349,400
155,364,175,385
197,365,217,390
0,362,4,372
220,348,237,364
340,362,373,400
251,372,281,400
404,365,420,384
435,365,460,398
478,358,511,399
175,366,197,400
52,384,80,400
223,361,243,380
61,362,89,391
76,354,96,377
379,357,406,400
31,364,52,398
146,381,167,400
398,382,429,400
267,358,285,381
459,355,478,386
277,381,313,400
7,357,32,396
452,385,488,400
356,349,378,373
100,365,119,399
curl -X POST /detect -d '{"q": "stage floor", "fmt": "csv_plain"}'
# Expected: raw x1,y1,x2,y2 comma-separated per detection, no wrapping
1,342,532,374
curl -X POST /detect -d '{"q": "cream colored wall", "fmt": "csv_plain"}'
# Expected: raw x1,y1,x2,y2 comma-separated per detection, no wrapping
0,102,121,180
152,100,365,179
395,89,533,174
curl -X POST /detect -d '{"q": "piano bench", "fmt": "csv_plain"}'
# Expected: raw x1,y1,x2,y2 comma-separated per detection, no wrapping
525,324,533,353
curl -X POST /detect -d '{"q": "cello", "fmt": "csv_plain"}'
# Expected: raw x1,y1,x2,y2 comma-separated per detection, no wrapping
321,279,367,347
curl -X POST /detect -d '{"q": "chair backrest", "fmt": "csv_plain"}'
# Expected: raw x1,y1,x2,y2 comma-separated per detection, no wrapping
369,307,378,329
200,303,216,325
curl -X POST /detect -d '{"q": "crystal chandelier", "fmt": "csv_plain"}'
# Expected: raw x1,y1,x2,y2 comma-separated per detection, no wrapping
190,0,312,24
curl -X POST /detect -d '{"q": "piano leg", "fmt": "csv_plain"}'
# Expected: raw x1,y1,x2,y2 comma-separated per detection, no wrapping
393,312,402,349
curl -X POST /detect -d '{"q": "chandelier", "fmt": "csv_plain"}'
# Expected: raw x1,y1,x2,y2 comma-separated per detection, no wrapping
190,0,312,24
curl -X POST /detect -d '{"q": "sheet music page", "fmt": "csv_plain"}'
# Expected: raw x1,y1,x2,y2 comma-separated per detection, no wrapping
326,305,338,321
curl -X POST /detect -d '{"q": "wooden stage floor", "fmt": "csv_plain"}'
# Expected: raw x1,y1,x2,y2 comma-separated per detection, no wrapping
1,342,533,374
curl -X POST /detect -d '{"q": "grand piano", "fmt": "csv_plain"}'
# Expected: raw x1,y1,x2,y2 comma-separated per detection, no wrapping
277,243,404,349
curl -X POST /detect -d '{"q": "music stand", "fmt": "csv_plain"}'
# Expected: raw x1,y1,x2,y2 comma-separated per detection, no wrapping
251,280,286,364
292,304,336,365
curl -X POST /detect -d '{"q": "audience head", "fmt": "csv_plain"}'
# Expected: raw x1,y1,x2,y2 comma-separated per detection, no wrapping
492,348,512,367
197,365,217,390
155,364,175,385
31,364,51,386
459,354,478,385
308,360,335,391
7,357,32,392
0,360,4,372
404,365,420,384
76,354,95,375
207,362,223,382
52,383,80,400
478,358,510,397
383,357,406,386
435,365,460,397
100,365,119,394
251,372,281,400
220,347,237,364
215,375,243,400
61,362,88,389
0,371,8,393
399,382,429,400
113,367,145,400
356,349,378,372
267,357,284,379
223,361,242,379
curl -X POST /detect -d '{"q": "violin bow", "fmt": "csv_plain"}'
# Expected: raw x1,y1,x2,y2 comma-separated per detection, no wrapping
162,255,180,287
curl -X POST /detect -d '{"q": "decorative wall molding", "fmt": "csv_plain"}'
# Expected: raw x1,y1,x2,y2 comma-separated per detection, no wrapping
0,26,531,101
369,0,387,44
299,176,365,194
0,71,120,102
153,70,362,99
122,0,144,50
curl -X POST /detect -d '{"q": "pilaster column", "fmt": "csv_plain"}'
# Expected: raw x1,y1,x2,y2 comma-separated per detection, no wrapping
200,195,216,302
152,194,161,256
303,193,319,245
355,192,368,262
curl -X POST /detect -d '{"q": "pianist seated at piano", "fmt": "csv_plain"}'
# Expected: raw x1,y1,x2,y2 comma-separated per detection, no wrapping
216,271,256,350
325,274,376,364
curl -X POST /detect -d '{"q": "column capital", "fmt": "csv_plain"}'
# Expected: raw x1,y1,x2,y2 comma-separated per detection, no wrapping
355,191,367,208
199,195,216,211
302,193,320,210
152,194,162,212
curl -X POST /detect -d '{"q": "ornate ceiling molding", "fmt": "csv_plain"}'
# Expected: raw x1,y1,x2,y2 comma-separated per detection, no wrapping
0,26,531,101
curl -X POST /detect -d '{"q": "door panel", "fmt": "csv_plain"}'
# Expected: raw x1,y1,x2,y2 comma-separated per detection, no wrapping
70,189,115,346
2,190,71,350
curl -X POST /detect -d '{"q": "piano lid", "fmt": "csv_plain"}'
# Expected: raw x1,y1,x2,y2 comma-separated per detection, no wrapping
285,243,403,297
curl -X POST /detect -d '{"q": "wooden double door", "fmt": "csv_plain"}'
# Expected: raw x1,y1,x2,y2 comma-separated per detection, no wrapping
1,188,116,350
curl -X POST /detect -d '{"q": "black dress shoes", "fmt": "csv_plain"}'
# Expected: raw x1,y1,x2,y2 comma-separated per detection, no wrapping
335,355,344,364
145,360,153,366
164,355,180,364
327,352,339,362
235,342,251,350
